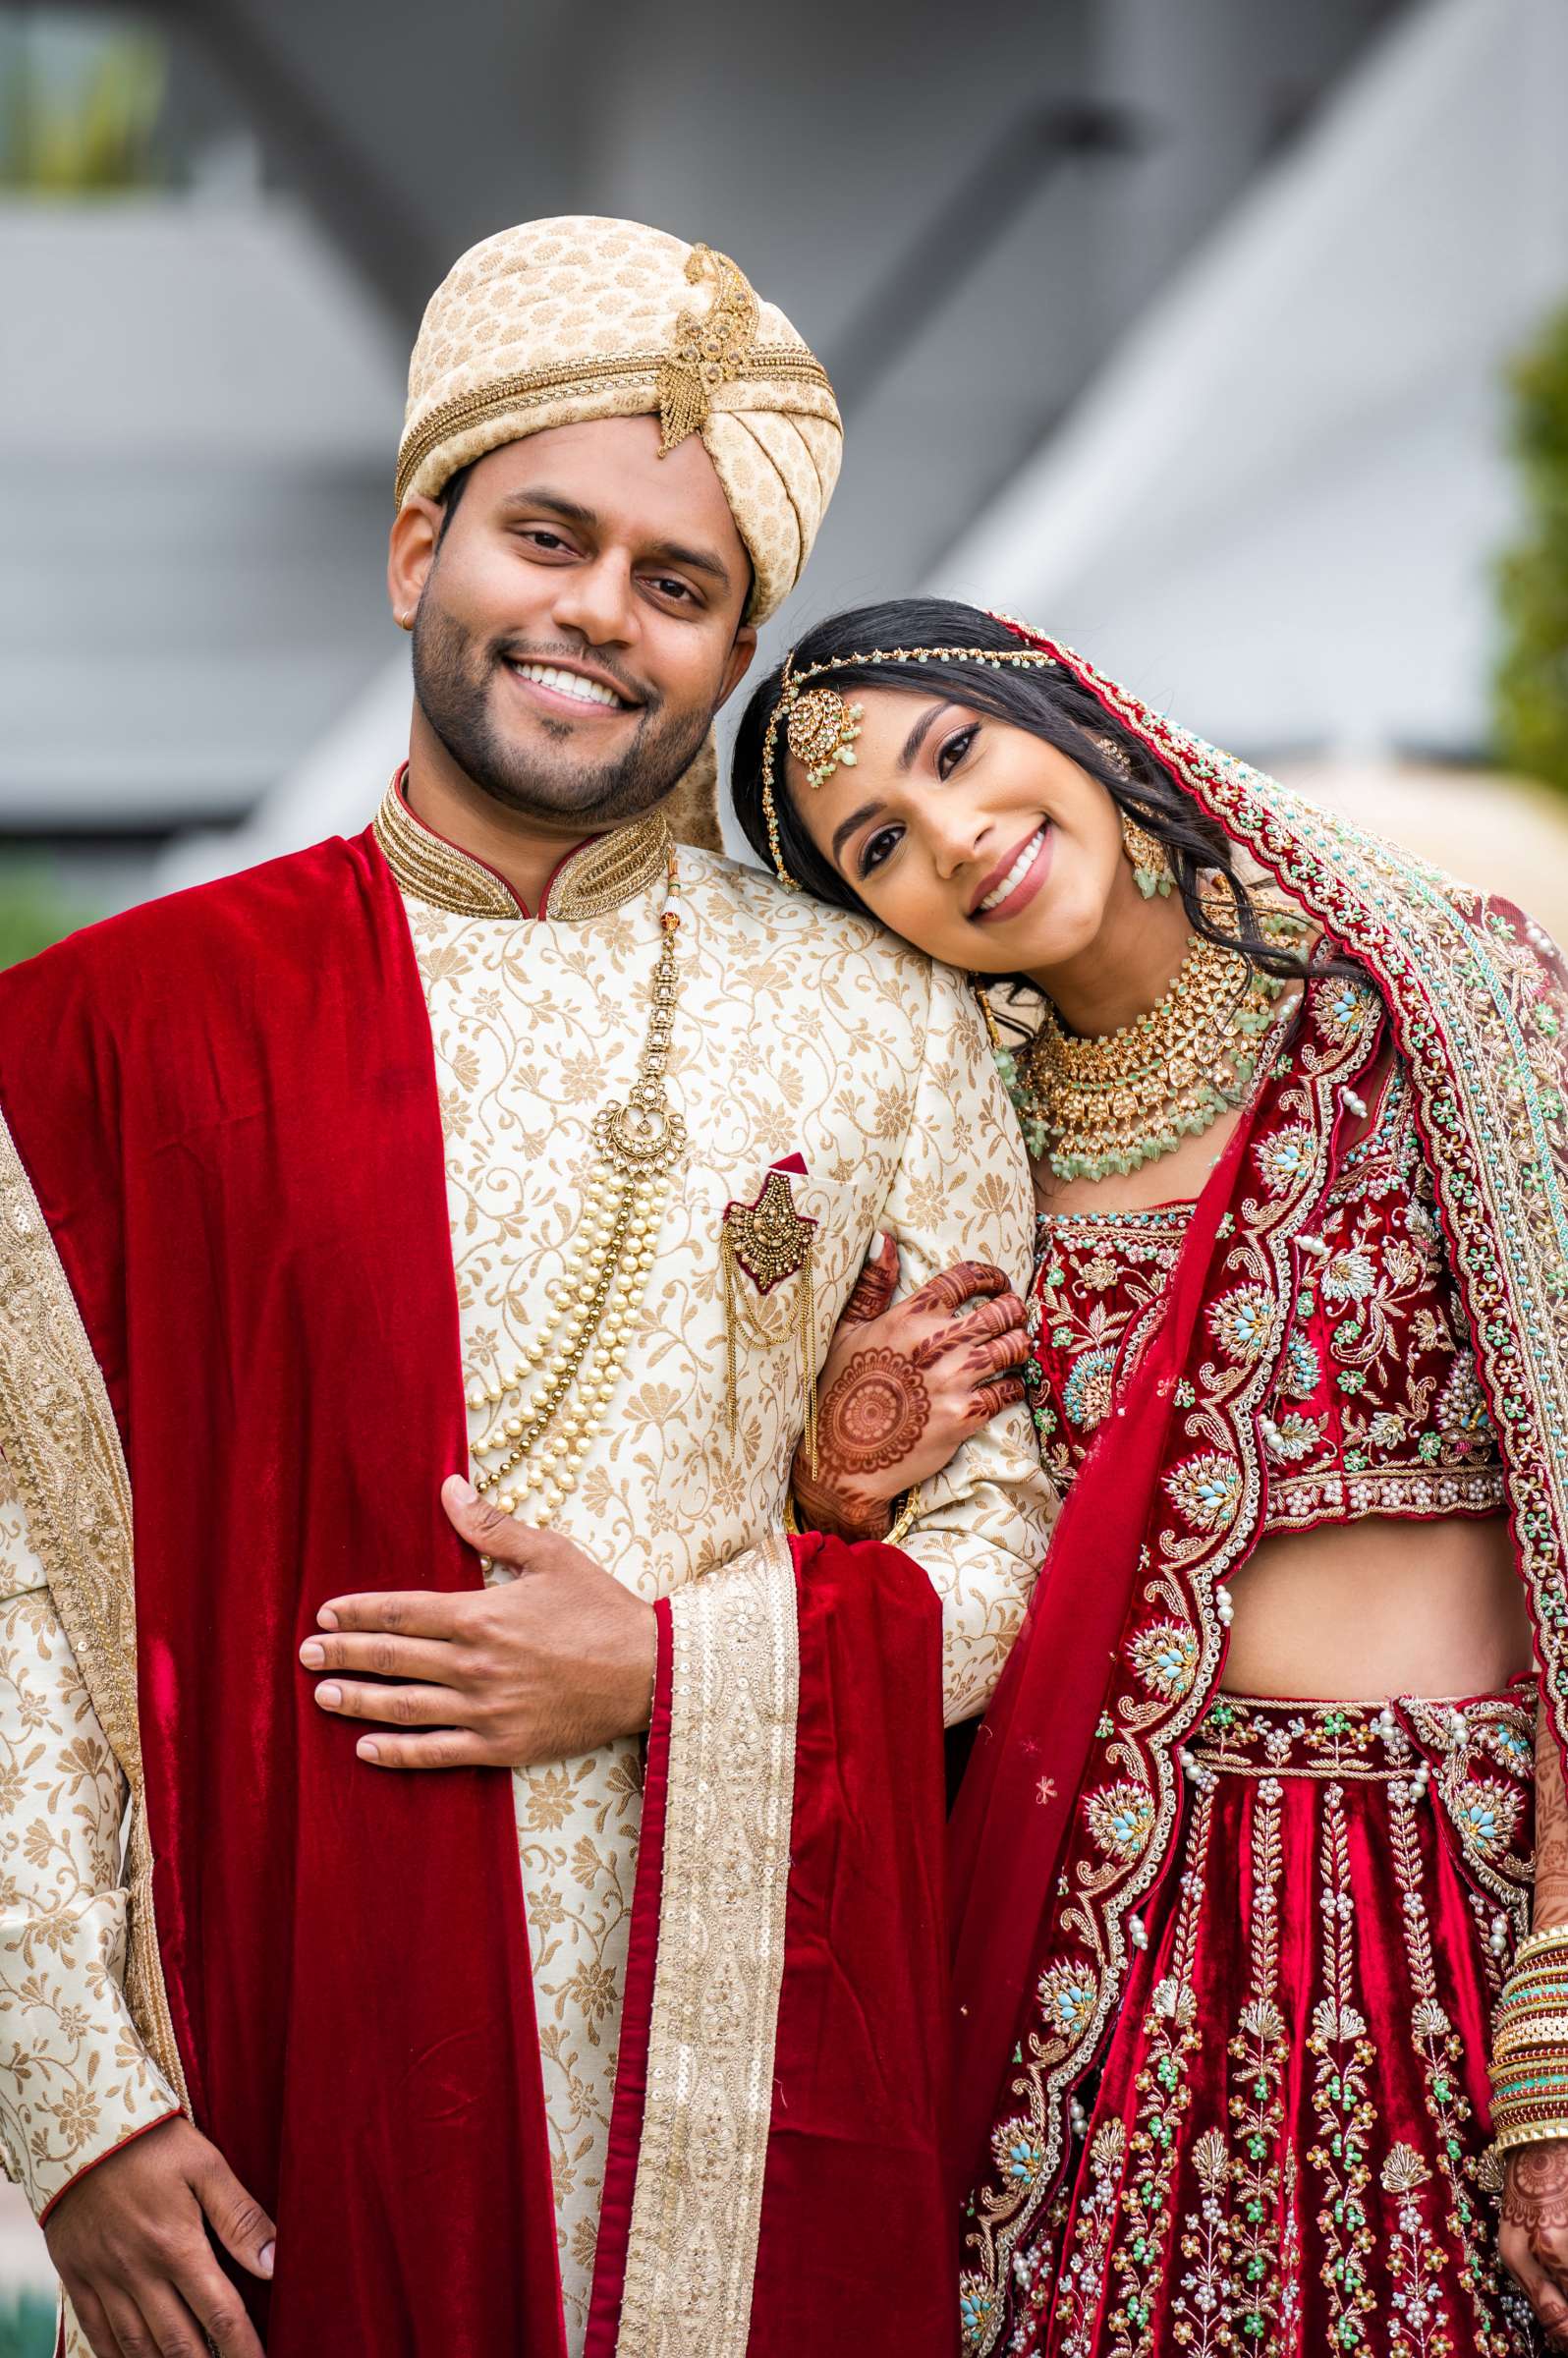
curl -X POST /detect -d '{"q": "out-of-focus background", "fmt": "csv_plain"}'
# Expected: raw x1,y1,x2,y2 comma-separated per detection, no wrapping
0,0,1566,2325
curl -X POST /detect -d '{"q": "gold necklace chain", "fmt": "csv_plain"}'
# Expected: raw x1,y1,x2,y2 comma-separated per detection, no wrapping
1017,902,1293,1182
466,850,687,1525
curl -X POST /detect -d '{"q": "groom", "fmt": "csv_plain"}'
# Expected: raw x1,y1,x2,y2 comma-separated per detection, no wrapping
0,217,1050,2356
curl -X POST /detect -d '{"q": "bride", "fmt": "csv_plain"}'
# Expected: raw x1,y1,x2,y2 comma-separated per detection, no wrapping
731,598,1568,2355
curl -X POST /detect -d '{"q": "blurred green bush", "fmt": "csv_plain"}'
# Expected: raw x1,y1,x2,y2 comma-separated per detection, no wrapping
0,868,85,971
0,24,167,192
0,2290,55,2358
1496,299,1568,795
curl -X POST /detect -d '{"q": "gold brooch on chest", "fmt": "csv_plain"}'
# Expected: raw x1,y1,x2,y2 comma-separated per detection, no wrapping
720,1157,820,1464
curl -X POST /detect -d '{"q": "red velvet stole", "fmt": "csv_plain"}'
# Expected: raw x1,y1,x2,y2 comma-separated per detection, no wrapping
0,836,565,2355
588,1533,957,2356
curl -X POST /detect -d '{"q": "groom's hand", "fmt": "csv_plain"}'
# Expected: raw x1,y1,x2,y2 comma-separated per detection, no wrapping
301,1478,657,1768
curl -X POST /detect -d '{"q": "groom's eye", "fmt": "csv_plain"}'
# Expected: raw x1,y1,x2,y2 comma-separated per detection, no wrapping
937,723,979,779
858,824,902,879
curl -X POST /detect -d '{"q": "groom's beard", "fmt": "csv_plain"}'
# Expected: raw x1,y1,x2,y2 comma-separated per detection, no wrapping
413,599,716,827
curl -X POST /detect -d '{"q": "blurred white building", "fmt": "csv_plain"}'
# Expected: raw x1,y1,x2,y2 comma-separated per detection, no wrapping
930,0,1568,765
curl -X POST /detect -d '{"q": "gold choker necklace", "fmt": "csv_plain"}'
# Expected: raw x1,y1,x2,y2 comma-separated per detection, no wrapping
994,905,1298,1183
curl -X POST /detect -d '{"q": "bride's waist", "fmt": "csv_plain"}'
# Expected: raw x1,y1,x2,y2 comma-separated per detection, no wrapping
1217,1511,1531,1701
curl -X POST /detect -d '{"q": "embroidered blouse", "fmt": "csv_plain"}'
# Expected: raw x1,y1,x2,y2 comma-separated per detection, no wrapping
1028,1049,1507,1534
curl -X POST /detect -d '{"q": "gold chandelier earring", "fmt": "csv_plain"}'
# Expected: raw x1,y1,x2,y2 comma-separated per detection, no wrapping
1119,812,1174,900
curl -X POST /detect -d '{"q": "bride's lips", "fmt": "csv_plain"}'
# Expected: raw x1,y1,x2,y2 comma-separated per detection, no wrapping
970,824,1053,925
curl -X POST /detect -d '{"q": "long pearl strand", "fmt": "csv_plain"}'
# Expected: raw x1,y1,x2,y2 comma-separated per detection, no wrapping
466,852,687,1527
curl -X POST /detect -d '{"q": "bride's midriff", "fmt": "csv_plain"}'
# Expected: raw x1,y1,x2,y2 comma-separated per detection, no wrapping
1221,1509,1534,1699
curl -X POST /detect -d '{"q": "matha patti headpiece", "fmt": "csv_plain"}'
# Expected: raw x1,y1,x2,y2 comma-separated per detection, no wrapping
758,640,1062,890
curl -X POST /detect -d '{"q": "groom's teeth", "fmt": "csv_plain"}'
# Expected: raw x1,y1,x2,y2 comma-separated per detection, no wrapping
979,829,1045,913
514,662,622,708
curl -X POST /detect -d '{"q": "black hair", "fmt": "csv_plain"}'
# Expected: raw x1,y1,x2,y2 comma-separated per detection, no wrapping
730,598,1314,983
435,461,476,545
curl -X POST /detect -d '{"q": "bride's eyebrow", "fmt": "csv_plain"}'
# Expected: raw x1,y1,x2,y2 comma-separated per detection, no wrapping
831,801,881,864
897,701,956,772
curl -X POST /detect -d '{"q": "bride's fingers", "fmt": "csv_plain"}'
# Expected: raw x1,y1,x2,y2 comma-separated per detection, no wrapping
843,1230,901,1323
966,1375,1028,1425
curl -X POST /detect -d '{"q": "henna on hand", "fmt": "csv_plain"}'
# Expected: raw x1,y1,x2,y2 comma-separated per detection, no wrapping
905,1261,1011,1319
1504,2139,1568,2236
1502,2137,1568,2340
1536,1701,1568,1927
792,1256,1032,1544
843,1230,900,1324
794,1347,931,1540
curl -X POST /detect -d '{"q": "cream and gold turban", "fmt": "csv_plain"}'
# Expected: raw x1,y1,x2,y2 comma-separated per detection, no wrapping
396,215,841,628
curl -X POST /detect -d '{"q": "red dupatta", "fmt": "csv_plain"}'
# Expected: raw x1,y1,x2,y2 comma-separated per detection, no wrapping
0,836,565,2355
950,622,1568,2353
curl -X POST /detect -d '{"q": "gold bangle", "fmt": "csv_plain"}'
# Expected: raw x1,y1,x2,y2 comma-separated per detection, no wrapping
1494,2116,1568,2154
784,1487,922,1546
1495,2015,1568,2052
885,1485,924,1549
1515,1926,1568,1966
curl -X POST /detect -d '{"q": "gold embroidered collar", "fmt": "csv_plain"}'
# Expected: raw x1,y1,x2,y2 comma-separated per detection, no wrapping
373,773,672,922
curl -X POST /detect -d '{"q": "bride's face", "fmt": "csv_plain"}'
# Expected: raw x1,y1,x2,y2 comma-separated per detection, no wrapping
785,687,1132,974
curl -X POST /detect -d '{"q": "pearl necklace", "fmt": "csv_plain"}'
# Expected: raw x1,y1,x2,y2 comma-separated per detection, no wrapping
466,849,687,1525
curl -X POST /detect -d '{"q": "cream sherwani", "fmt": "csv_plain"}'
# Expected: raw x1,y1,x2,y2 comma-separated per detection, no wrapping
0,790,1052,2349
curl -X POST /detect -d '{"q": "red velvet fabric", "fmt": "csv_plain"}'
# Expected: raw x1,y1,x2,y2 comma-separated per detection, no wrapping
588,1534,956,2355
0,837,564,2353
749,1533,956,2353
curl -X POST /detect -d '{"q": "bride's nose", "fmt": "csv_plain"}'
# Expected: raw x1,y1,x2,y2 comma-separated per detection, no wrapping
928,807,991,882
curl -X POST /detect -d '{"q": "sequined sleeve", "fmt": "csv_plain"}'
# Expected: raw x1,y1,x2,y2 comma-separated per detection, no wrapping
0,1490,179,2218
876,963,1057,1723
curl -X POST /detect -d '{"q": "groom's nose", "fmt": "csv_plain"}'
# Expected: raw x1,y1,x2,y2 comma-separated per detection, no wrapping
550,550,638,649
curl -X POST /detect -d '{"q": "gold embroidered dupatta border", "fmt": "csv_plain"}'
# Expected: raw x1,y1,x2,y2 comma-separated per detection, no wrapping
615,1534,800,2358
0,1110,189,2111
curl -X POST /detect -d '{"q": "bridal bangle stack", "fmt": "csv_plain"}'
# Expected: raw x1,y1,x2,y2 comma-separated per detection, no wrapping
1490,1924,1568,2150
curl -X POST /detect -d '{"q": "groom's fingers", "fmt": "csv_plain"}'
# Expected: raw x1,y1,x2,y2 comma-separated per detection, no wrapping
354,1726,491,1770
313,1678,466,1728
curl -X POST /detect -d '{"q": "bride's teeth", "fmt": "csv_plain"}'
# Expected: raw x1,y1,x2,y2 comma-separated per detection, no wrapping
979,829,1044,913
515,662,620,708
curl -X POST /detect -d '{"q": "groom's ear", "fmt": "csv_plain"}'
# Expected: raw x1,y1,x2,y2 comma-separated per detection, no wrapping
716,623,759,708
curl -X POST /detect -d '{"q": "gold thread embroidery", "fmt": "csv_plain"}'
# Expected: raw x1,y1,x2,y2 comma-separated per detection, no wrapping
615,1534,799,2356
0,1113,189,2112
373,781,521,918
372,779,673,924
394,343,832,508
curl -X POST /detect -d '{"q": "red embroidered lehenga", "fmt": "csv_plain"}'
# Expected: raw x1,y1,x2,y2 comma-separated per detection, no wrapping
950,628,1568,2358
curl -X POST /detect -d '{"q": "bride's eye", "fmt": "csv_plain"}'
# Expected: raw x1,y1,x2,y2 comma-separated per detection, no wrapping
938,723,979,780
859,823,903,879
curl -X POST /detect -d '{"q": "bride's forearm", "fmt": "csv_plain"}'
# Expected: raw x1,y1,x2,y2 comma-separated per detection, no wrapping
1537,1701,1568,1930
